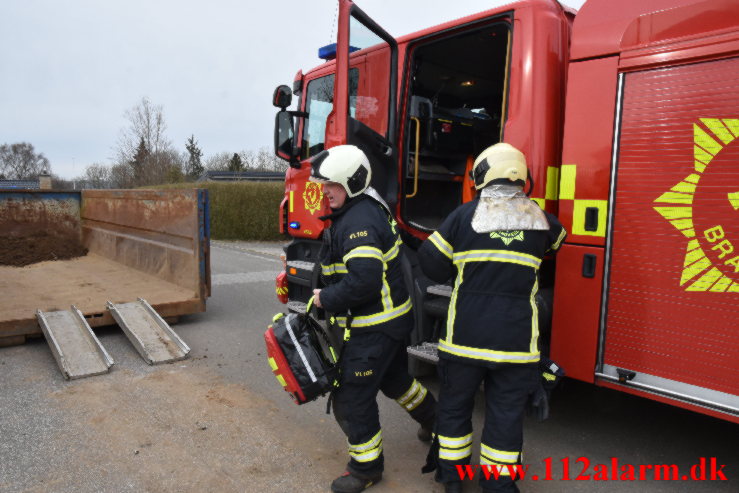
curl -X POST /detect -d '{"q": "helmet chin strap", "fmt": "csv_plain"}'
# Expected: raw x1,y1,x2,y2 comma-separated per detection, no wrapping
525,170,534,197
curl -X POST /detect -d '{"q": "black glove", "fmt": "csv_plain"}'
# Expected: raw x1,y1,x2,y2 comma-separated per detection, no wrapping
527,382,550,421
527,357,566,421
540,357,565,392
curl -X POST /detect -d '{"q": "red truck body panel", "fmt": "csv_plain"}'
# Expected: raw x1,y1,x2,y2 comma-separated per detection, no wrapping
553,0,739,420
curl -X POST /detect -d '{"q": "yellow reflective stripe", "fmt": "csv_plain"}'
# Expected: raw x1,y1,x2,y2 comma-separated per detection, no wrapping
268,357,278,371
481,444,519,464
428,231,453,259
529,277,539,354
276,374,287,387
551,227,567,251
396,379,420,406
348,430,383,462
453,250,541,270
322,263,348,275
543,372,556,381
439,433,473,461
350,447,382,462
343,246,383,263
445,266,464,343
404,385,427,411
350,298,412,327
439,445,472,461
383,238,402,263
380,274,393,311
439,434,473,448
438,340,539,363
349,430,382,452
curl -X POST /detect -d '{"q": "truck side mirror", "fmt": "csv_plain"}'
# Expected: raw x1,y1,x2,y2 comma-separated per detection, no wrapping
274,111,297,164
273,85,292,109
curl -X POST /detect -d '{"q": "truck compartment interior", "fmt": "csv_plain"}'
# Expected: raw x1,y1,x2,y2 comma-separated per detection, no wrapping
402,22,509,231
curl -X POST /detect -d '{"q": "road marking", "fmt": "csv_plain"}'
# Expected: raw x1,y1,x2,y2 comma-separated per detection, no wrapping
212,271,279,286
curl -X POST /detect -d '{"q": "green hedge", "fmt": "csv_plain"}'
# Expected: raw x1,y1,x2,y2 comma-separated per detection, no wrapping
155,182,284,241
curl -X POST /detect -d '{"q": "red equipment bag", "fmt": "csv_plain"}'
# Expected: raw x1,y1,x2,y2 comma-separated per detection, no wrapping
264,299,338,405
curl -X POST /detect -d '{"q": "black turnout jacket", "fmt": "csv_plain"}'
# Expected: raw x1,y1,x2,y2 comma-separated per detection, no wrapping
418,197,566,366
319,194,412,340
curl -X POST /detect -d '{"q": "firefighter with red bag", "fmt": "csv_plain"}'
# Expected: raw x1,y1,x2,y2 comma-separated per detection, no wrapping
419,143,567,493
310,145,437,493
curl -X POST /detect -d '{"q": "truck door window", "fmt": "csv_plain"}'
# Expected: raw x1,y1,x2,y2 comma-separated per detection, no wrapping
349,16,391,137
302,69,359,158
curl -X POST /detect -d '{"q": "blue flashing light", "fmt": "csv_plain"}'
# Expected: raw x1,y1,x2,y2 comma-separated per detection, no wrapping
289,221,300,229
318,43,361,61
318,43,337,60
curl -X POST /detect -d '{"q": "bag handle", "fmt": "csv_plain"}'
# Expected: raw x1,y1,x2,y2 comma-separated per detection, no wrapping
306,295,315,314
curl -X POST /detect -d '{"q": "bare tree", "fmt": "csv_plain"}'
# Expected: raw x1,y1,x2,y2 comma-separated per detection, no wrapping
253,147,288,172
110,162,134,188
114,97,176,186
156,149,185,184
116,97,170,162
238,149,256,170
0,142,50,179
51,173,74,189
203,147,287,175
84,163,112,189
205,151,232,171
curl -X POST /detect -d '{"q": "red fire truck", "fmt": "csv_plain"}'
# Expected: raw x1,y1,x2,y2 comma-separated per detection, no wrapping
271,0,739,423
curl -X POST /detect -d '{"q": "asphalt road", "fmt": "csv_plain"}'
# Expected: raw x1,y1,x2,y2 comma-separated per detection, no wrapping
0,240,736,493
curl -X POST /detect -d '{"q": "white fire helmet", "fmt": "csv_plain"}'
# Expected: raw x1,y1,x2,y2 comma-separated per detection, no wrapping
471,143,528,190
309,145,372,198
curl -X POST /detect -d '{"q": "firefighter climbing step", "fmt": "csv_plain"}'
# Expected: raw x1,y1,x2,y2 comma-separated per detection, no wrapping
271,0,739,425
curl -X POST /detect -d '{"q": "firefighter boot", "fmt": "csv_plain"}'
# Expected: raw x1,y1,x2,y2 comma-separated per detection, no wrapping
330,470,382,493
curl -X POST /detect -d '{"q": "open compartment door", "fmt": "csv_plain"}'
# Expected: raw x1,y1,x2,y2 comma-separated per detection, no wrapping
327,0,398,208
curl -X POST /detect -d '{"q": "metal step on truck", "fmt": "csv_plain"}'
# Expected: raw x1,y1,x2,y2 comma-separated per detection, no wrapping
0,189,210,378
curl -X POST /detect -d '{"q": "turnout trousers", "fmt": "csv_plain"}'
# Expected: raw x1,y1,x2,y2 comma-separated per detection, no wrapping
332,331,436,477
435,358,538,492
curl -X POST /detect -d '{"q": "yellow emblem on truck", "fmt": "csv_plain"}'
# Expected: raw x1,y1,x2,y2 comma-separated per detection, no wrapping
653,118,739,293
303,182,323,215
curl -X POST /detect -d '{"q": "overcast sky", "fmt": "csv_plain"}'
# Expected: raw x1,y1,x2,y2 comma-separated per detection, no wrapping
1,0,586,179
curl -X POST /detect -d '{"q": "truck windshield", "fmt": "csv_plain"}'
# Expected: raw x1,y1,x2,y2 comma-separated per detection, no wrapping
301,68,359,158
